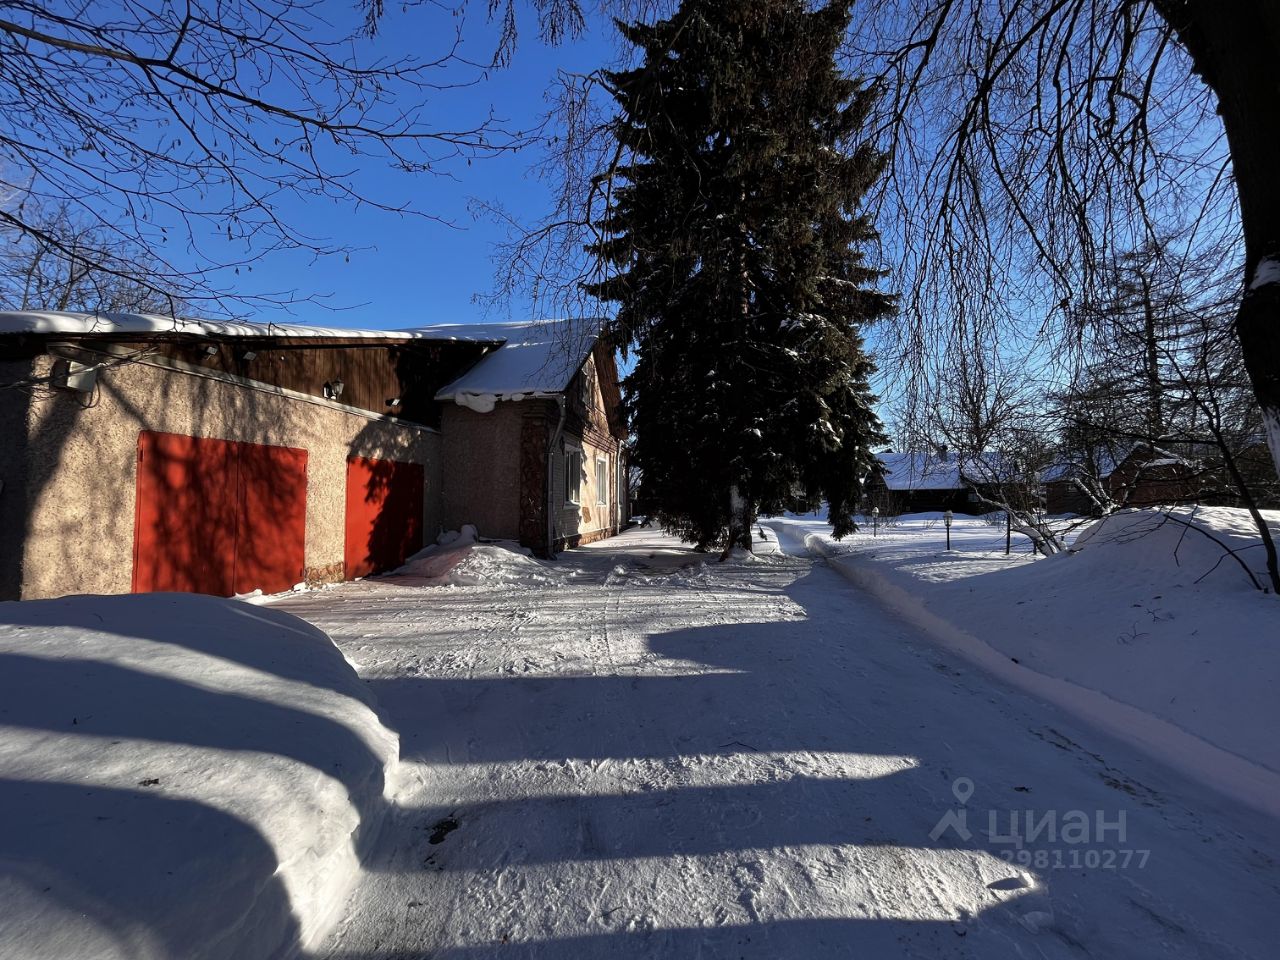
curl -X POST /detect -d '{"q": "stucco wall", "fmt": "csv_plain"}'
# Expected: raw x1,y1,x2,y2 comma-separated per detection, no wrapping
551,436,618,541
551,353,623,546
439,402,527,540
14,353,441,600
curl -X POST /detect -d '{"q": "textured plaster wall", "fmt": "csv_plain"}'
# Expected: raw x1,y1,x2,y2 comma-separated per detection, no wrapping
16,354,441,600
552,354,622,544
439,402,525,540
552,437,616,540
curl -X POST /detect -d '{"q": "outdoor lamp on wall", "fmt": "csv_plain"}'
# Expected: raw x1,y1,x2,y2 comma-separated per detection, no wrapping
323,379,345,400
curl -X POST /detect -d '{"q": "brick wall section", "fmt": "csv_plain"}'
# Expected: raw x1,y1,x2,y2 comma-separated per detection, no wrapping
439,402,526,539
518,407,552,551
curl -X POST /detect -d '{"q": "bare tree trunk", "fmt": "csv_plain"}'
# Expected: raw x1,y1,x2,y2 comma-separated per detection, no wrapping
1155,0,1280,478
720,484,753,561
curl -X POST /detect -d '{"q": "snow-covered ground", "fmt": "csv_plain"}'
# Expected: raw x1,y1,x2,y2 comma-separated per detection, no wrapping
0,593,399,960
767,507,1280,817
7,525,1276,959
267,527,1280,959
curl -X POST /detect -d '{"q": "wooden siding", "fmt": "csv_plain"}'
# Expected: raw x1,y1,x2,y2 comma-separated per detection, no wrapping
151,339,490,427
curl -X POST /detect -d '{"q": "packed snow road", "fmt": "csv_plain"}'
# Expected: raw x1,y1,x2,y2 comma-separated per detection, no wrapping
273,526,1280,959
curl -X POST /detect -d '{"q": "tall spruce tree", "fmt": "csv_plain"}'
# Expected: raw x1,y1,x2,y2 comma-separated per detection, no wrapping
588,0,893,553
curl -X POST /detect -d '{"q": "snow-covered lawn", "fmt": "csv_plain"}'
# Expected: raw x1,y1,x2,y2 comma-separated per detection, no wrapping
0,593,398,960
268,527,1280,959
767,507,1280,818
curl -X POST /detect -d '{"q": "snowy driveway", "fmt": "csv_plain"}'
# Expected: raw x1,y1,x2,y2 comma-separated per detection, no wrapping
272,527,1280,959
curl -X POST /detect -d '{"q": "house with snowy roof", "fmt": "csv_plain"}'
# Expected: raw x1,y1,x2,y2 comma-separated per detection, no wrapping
866,450,1036,515
0,311,626,600
1041,443,1200,515
1040,448,1123,514
1040,441,1280,514
865,452,977,514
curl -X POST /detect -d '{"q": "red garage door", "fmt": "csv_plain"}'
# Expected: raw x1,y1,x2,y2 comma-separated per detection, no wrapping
344,456,424,579
133,431,308,596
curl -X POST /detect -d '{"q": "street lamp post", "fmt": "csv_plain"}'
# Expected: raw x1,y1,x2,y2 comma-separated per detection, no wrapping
944,509,953,551
872,505,880,537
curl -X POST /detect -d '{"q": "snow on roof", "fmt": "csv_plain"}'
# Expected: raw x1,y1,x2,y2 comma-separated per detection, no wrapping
876,452,963,491
395,320,519,344
1042,448,1123,483
1041,459,1080,483
877,451,1021,489
423,319,601,412
0,310,607,413
1043,444,1200,484
0,309,459,341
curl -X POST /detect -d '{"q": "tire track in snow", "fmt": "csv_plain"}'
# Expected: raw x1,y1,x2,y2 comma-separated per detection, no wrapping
279,529,1280,960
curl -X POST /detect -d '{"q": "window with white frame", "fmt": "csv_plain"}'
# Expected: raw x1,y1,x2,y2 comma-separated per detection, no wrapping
596,457,608,505
565,449,582,504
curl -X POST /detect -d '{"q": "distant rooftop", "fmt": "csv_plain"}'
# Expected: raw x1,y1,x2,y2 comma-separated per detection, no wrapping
876,451,1017,490
876,452,962,491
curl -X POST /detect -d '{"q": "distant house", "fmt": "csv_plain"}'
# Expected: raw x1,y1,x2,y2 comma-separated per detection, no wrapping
1041,451,1119,515
866,451,1038,516
1042,443,1195,515
1106,444,1203,507
866,452,974,514
1040,441,1280,515
0,311,626,601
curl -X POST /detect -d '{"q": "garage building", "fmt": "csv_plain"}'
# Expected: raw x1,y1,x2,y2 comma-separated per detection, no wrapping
0,312,626,600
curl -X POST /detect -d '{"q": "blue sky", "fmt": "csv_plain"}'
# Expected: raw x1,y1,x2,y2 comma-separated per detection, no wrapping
248,6,618,331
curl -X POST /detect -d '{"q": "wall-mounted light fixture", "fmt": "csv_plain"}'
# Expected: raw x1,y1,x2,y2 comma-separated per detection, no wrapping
323,379,345,400
386,397,402,407
50,358,97,393
241,350,258,361
202,344,219,357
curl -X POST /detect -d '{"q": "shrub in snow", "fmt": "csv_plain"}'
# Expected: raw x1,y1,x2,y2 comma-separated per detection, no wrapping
0,593,399,960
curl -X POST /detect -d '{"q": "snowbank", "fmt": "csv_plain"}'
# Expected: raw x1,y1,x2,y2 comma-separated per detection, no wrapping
0,593,400,960
767,507,1280,818
389,528,556,588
